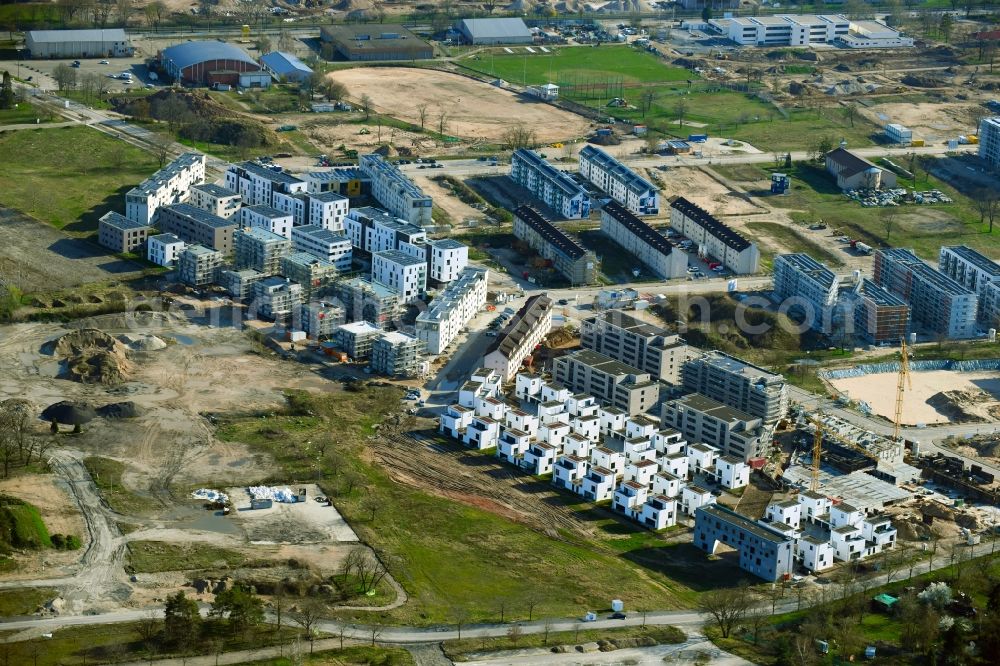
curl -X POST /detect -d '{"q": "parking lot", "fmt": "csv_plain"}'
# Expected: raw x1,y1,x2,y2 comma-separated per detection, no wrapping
6,53,160,93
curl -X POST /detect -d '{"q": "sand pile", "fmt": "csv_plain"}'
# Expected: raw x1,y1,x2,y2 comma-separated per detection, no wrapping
54,329,132,386
927,389,989,424
119,333,167,352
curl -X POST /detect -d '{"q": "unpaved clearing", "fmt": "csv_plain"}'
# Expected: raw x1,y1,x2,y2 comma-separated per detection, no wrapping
659,167,765,217
411,173,488,226
859,102,979,143
830,370,1000,425
328,67,593,143
0,475,88,577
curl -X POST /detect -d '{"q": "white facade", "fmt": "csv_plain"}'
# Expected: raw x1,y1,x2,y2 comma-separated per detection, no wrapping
980,117,1000,171
372,249,427,303
510,149,591,220
290,224,353,271
428,239,469,284
241,205,293,239
344,207,427,255
600,202,688,279
713,14,850,46
359,154,433,226
939,245,1000,324
125,153,206,225
482,294,554,382
190,183,241,219
147,233,186,267
885,123,912,144
670,197,759,274
773,254,839,333
416,267,489,354
272,191,309,227
838,20,914,48
579,145,659,215
225,161,307,207
308,192,350,231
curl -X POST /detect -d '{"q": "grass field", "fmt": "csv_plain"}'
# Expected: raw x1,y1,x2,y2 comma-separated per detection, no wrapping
0,126,158,231
716,161,999,260
216,386,702,626
127,541,249,574
459,45,694,87
745,221,845,269
0,587,55,616
233,646,415,665
0,102,52,125
83,457,158,516
442,624,686,661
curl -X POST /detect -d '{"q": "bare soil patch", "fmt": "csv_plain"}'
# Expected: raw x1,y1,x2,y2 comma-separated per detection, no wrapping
327,67,593,143
859,102,979,143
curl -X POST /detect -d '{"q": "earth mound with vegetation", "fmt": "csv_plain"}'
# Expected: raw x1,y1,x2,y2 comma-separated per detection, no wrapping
53,328,132,385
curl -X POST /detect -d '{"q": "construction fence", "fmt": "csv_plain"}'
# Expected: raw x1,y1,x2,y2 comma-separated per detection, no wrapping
821,358,1000,381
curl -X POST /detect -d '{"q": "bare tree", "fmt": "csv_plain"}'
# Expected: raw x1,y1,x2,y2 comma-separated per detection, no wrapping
135,610,160,645
973,189,1000,232
674,97,689,128
525,595,541,622
745,603,770,645
640,89,657,118
360,94,373,121
291,598,325,651
506,624,523,647
542,619,553,645
416,104,429,131
843,103,858,127
53,63,77,91
698,587,752,639
152,135,172,169
452,606,470,640
115,0,135,26
501,124,537,151
370,620,384,646
437,109,449,135
496,596,509,623
341,547,389,595
880,206,898,243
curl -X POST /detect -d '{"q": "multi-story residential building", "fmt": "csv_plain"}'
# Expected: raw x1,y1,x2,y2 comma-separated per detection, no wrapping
512,206,597,285
343,207,427,255
125,153,206,225
290,225,353,271
370,331,425,378
333,321,382,360
157,203,238,254
510,149,591,220
694,504,796,582
661,393,769,461
98,212,150,253
189,183,241,219
578,145,659,215
980,117,1000,171
271,191,310,228
240,205,293,239
301,168,371,197
682,351,788,425
280,252,337,299
552,350,661,416
225,161,307,207
233,227,292,276
580,311,691,383
709,14,850,46
219,268,264,300
307,191,349,231
359,153,433,226
773,253,840,333
483,294,553,382
845,278,911,345
669,197,759,274
334,277,400,328
297,301,345,339
416,267,489,354
938,245,1000,324
824,147,897,191
372,249,427,304
250,276,303,321
426,239,469,284
146,233,186,268
177,244,223,287
874,248,978,339
600,201,688,279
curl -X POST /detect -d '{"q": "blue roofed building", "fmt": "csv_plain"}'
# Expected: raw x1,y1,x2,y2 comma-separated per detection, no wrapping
259,51,313,83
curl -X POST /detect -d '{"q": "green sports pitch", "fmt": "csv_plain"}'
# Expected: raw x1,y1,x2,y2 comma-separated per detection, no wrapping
458,44,696,88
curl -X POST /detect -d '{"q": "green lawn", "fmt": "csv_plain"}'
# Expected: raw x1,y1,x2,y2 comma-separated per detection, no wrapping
0,587,55,616
716,161,1000,261
216,386,698,626
0,126,159,231
0,101,52,125
745,221,845,268
83,456,159,516
458,44,694,87
235,646,415,665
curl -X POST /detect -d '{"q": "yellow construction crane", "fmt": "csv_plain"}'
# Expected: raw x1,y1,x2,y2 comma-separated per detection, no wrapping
810,417,823,493
893,336,912,443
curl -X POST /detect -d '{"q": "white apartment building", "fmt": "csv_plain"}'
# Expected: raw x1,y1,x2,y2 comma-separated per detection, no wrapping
146,233,186,268
670,197,759,274
773,253,840,333
416,267,489,354
290,224,353,271
240,205,293,239
427,238,469,284
600,201,688,279
372,249,427,304
661,393,770,462
189,183,241,219
359,153,433,226
225,161,307,207
510,149,591,220
980,117,1000,171
344,207,427,255
938,245,1000,324
308,191,349,231
125,153,206,225
711,14,850,46
579,145,659,215
272,191,310,227
483,294,554,382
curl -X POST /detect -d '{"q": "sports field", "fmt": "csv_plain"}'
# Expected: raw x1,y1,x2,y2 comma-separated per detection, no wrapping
459,45,695,87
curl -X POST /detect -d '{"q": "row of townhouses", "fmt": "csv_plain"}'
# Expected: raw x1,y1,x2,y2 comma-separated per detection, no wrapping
600,201,688,279
668,197,760,274
578,145,660,215
512,206,597,285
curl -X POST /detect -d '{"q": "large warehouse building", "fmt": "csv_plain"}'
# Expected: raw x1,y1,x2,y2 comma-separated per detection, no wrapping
320,25,433,61
25,29,133,59
160,41,269,88
455,18,533,45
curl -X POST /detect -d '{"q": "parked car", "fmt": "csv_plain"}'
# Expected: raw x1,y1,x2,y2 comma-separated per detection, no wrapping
99,59,109,65
610,612,627,620
557,298,568,305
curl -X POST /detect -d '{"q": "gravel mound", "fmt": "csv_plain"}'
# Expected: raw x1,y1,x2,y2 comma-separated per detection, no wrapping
96,401,141,419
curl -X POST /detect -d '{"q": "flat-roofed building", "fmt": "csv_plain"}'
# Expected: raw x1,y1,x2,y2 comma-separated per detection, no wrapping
579,145,659,215
333,321,382,360
344,206,426,255
512,206,597,285
371,331,425,378
682,351,787,424
240,204,293,239
372,249,427,304
98,212,150,254
225,161,306,207
416,267,489,354
359,154,432,226
510,149,591,220
125,153,206,225
156,203,238,254
980,117,1000,171
838,20,914,48
711,14,850,46
334,277,400,328
874,248,978,339
552,349,662,416
280,252,337,299
26,29,133,58
290,225,353,271
669,197,759,274
694,504,795,581
483,294,553,382
233,227,292,276
661,393,769,461
298,301,345,339
251,276,302,321
190,183,241,219
938,245,1000,324
601,201,688,279
219,268,264,300
320,24,433,61
773,253,840,333
846,278,911,345
178,244,223,287
581,310,692,383
455,17,533,45
147,233,186,268
307,191,350,231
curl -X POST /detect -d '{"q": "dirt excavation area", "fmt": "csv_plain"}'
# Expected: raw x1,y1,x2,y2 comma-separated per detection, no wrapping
0,311,372,613
858,101,979,144
829,369,1000,426
327,67,593,143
